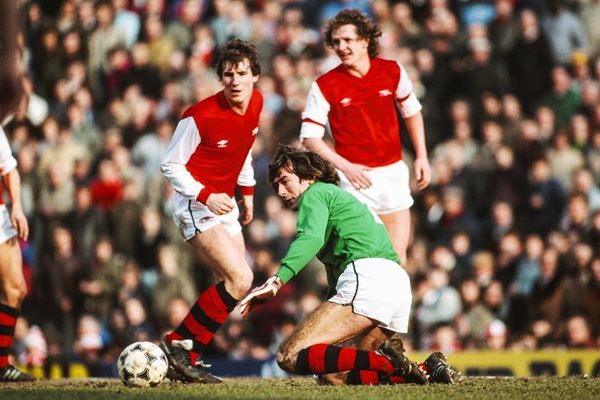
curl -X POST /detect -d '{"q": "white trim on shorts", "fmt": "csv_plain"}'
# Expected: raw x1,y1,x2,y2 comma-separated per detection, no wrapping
171,192,242,241
329,258,412,333
338,159,414,214
0,205,17,245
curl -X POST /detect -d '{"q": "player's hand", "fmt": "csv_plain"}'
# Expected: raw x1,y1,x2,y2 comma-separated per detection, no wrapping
10,204,29,241
341,162,372,190
239,276,283,318
413,157,431,190
239,195,253,225
206,193,234,215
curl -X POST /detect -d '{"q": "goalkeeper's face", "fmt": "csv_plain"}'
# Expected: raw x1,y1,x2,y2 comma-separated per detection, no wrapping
273,168,314,211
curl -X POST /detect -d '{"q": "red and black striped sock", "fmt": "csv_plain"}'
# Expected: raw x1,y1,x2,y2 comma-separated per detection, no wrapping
295,343,394,375
347,370,406,385
0,303,18,368
166,282,237,364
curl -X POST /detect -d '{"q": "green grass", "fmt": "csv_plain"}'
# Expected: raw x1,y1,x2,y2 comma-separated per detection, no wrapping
1,377,599,400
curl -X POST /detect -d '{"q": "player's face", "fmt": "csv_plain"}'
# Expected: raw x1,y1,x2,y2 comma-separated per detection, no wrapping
273,168,313,211
331,24,369,68
220,59,259,112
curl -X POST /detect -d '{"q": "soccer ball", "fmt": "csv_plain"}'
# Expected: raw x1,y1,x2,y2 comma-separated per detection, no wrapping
117,341,169,387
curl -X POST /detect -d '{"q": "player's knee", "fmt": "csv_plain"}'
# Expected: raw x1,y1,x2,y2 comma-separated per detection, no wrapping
228,268,254,299
1,279,27,307
275,346,297,373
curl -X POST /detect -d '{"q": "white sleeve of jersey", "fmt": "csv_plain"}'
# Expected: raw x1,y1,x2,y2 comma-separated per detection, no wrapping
160,117,203,199
300,81,329,139
237,149,256,188
395,63,422,118
0,126,17,176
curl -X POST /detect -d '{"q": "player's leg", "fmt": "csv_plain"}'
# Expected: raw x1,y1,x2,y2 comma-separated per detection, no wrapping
277,259,427,385
317,326,390,385
0,236,35,382
276,302,388,373
162,198,252,383
379,208,411,265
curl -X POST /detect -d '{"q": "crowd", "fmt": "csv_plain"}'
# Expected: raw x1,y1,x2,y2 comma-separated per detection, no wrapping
2,0,599,377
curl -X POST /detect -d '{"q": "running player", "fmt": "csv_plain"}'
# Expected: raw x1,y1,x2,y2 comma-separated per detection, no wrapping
301,9,431,264
160,38,262,383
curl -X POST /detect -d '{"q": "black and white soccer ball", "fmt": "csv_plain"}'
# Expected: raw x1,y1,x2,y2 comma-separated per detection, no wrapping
117,341,169,387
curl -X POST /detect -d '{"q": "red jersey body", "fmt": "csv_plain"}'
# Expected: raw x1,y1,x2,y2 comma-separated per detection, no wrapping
301,58,422,168
161,89,263,202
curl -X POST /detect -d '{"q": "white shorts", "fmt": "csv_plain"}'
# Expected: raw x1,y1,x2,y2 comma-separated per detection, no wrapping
338,160,414,214
329,258,412,333
0,205,17,244
171,192,241,241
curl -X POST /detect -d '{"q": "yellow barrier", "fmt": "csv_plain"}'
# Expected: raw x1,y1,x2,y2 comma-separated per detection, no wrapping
412,350,600,377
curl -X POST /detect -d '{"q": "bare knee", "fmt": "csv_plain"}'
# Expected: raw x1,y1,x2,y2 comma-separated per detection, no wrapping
225,268,253,299
1,279,27,307
276,343,298,373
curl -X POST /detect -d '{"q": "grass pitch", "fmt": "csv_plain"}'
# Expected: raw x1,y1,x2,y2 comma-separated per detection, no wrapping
1,376,599,400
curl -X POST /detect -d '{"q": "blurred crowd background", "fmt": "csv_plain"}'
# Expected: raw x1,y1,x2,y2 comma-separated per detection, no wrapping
3,0,600,377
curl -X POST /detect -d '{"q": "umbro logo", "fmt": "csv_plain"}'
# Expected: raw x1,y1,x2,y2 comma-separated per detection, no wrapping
379,89,392,97
340,98,351,106
217,140,228,148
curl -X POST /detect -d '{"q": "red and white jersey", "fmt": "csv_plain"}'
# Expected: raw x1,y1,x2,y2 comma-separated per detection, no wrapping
300,58,422,167
0,126,18,206
161,89,263,203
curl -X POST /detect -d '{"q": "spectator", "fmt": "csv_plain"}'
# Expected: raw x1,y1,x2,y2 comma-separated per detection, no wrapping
564,315,595,348
79,236,123,321
525,157,567,235
415,267,462,332
507,9,553,115
455,278,495,349
543,66,582,129
541,0,589,65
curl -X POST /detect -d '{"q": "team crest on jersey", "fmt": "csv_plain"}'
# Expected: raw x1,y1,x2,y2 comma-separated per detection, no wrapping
340,98,352,107
252,127,259,136
217,140,228,148
379,89,392,97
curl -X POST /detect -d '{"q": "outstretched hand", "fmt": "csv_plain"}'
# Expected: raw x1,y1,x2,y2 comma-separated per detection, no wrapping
239,276,283,318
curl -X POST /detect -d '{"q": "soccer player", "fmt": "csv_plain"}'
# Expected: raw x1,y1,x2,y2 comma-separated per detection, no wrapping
0,1,35,382
300,9,431,264
240,145,458,386
160,39,262,383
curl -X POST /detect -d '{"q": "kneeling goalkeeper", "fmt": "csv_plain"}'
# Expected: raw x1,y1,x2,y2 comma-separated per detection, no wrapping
241,145,459,385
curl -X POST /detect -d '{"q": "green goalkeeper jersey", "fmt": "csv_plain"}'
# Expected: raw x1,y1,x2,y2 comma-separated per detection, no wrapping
275,181,400,294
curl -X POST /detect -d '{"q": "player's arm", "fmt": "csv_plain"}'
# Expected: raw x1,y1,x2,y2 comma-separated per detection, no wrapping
3,169,28,241
396,63,431,190
301,82,372,190
237,149,255,225
161,117,233,214
240,190,329,316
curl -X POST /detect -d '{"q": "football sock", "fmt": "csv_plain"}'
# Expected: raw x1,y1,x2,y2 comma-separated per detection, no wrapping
0,303,18,368
166,282,237,365
295,343,394,375
347,370,406,385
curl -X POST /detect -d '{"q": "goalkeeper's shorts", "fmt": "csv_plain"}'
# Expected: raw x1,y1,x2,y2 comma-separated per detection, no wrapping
329,258,412,333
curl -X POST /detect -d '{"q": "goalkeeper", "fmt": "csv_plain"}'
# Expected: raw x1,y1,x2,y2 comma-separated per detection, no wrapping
241,145,458,385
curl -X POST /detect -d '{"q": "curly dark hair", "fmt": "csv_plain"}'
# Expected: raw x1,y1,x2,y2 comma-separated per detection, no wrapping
323,8,382,59
0,1,23,121
268,144,339,188
215,38,261,78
